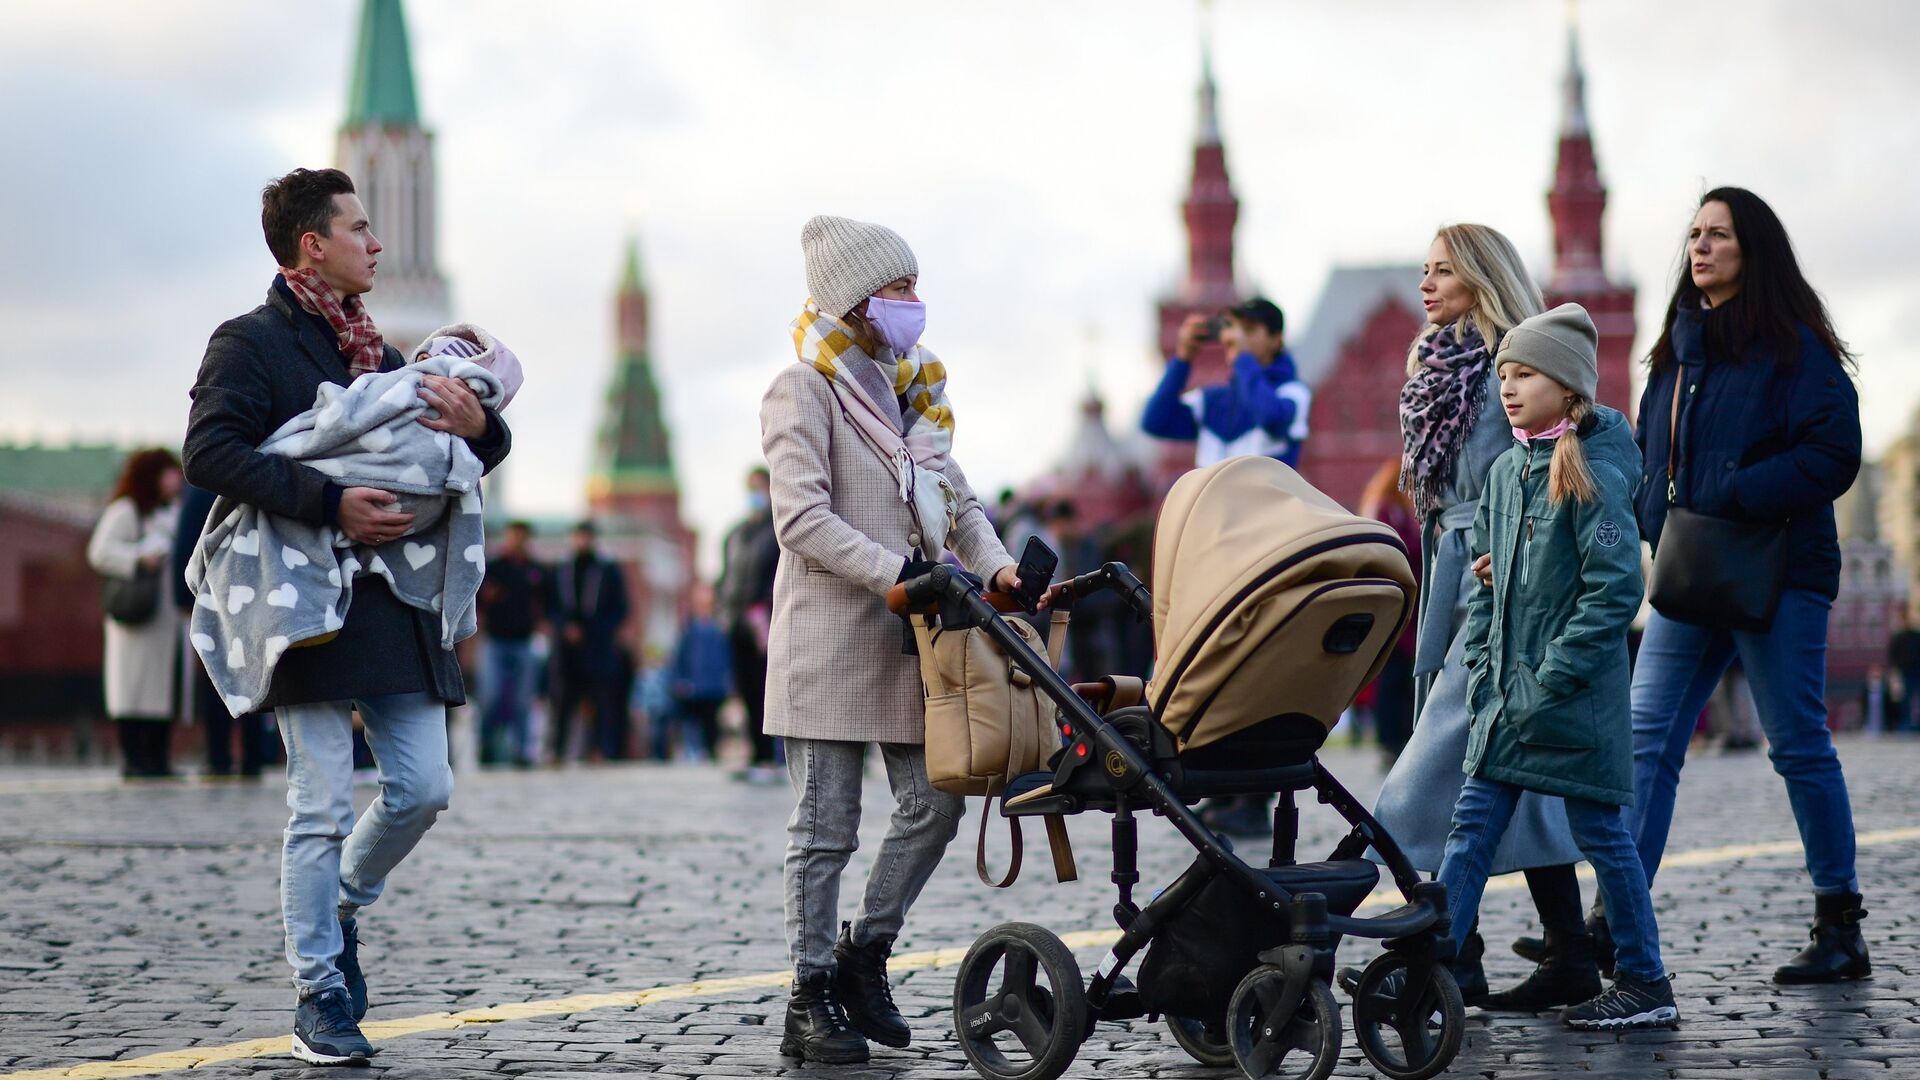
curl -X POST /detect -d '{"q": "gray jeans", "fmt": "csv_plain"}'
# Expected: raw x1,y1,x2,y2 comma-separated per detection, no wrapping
784,738,963,979
277,691,453,996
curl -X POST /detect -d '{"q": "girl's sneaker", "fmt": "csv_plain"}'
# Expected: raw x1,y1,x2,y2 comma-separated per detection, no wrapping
1561,972,1679,1030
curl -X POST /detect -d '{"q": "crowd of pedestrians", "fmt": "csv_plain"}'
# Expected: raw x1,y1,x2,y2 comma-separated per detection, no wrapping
72,162,1886,1068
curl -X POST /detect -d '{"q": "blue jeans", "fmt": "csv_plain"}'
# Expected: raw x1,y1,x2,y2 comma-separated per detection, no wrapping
481,637,538,765
1440,775,1665,981
277,691,453,996
1629,589,1859,895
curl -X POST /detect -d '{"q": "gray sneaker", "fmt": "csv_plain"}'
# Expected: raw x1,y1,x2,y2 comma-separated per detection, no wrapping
292,987,376,1065
1561,972,1679,1030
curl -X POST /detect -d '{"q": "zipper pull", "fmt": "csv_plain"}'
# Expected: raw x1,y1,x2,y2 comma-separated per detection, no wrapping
1527,518,1535,541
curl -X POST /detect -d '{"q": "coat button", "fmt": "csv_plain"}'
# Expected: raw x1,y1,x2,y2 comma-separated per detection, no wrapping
1725,462,1735,471
909,532,923,548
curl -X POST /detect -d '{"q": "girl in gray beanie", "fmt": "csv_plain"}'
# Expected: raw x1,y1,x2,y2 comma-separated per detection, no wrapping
760,216,1025,1064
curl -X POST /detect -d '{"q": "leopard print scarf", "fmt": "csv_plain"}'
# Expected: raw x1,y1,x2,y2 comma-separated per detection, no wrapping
1399,321,1495,518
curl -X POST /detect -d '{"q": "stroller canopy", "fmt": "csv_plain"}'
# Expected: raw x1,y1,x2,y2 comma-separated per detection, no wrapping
1149,456,1417,752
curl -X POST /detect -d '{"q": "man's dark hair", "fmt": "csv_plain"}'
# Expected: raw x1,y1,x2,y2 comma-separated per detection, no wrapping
1229,297,1285,336
261,168,356,267
505,520,534,533
573,519,598,536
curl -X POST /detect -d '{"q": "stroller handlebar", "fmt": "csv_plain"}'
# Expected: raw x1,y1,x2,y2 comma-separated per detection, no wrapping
888,561,1151,619
1055,562,1153,622
885,564,954,615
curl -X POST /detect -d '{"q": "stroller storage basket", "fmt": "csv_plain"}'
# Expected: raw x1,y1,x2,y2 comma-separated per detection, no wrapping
1137,856,1380,1021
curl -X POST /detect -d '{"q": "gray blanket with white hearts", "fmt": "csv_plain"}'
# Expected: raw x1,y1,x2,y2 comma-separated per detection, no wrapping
185,355,503,716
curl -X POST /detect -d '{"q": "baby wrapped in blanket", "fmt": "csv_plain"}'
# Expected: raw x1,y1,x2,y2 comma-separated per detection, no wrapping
186,324,523,715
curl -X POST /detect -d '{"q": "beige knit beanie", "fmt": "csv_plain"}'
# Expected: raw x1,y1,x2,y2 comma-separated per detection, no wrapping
1496,302,1600,401
801,215,919,318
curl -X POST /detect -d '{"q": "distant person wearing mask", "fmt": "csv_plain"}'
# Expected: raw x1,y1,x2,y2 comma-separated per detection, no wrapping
716,467,780,781
1142,296,1312,468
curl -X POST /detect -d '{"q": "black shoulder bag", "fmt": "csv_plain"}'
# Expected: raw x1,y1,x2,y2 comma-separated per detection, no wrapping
1646,374,1788,633
102,562,161,625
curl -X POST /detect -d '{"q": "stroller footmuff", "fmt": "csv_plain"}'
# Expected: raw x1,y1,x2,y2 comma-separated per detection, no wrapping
887,457,1469,1080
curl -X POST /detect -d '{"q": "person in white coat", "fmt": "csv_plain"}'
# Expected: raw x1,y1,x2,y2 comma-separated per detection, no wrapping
88,448,185,778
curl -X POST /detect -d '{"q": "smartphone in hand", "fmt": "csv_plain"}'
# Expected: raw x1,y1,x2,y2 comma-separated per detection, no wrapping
1011,536,1058,614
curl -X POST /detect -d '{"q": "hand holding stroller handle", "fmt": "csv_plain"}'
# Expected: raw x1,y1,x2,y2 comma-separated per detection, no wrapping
886,564,954,614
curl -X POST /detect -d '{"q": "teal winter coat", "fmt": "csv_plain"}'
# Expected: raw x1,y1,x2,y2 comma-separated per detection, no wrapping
1462,405,1643,805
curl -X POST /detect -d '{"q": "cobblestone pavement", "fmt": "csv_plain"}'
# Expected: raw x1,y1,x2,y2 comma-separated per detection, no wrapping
2,733,1916,1079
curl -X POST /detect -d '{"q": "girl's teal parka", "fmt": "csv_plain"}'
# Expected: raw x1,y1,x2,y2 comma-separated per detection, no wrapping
1462,404,1644,805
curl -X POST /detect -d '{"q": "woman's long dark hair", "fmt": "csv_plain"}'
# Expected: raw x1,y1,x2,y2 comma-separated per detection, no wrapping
1647,186,1852,374
110,448,180,516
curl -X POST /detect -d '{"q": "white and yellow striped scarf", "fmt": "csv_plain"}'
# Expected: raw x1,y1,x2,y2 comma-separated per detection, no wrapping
790,299,959,553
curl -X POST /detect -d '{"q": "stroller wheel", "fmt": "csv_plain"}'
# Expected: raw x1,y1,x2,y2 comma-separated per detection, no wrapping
1166,1013,1235,1067
1349,951,1466,1080
1225,966,1342,1080
952,922,1089,1080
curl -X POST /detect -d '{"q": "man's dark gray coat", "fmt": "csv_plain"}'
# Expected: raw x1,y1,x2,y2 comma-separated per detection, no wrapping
184,279,510,709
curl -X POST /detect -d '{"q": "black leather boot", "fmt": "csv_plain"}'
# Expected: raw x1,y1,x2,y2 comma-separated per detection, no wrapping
780,971,869,1063
1520,911,1616,978
832,922,911,1047
1453,929,1489,1006
1774,892,1870,984
1483,930,1603,1011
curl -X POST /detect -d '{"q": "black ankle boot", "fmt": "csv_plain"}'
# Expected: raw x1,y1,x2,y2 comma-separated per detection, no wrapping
1774,892,1870,984
781,971,869,1063
1453,929,1489,1006
832,922,911,1047
1483,931,1603,1011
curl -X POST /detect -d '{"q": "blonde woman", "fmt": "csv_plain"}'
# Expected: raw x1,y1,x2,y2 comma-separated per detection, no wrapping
1341,225,1596,1012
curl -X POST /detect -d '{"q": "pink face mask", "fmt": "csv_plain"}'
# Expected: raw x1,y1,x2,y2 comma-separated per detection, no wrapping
864,295,926,357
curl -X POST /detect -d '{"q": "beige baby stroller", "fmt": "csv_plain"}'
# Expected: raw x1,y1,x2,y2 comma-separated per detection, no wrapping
888,456,1468,1080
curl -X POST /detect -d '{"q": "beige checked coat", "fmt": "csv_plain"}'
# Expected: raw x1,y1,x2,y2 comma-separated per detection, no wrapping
761,363,1015,744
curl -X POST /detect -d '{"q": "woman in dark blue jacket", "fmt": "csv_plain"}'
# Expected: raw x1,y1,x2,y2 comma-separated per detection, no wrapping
1629,187,1866,984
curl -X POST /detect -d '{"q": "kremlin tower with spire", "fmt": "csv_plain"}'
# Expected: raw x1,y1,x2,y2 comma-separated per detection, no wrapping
1541,17,1637,418
588,238,696,652
334,0,450,356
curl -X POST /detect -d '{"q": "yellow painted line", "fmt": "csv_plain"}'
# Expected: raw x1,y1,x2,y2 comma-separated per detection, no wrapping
6,825,1918,1079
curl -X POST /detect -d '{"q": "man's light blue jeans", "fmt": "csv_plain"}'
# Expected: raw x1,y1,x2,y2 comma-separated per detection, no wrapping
1440,776,1665,982
277,691,452,997
1629,589,1859,895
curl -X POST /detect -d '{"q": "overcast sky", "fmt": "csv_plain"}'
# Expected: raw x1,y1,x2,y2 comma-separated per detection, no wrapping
5,1,1916,570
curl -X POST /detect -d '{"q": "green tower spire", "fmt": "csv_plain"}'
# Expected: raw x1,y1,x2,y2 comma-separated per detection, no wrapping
620,235,644,294
344,0,420,127
590,238,679,501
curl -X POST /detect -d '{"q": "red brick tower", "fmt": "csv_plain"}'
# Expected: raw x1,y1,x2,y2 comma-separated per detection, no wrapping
1151,44,1244,489
1542,17,1637,418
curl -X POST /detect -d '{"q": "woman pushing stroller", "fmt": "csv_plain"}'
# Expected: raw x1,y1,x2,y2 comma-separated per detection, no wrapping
760,215,1026,1064
1434,303,1679,1029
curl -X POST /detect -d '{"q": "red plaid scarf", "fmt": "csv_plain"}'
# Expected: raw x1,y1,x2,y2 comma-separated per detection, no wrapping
278,267,386,379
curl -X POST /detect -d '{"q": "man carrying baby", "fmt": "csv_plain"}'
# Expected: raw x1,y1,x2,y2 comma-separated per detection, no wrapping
183,167,511,1065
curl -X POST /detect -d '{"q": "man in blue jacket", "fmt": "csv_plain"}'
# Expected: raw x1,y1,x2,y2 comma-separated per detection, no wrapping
1142,297,1311,469
1142,297,1311,836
